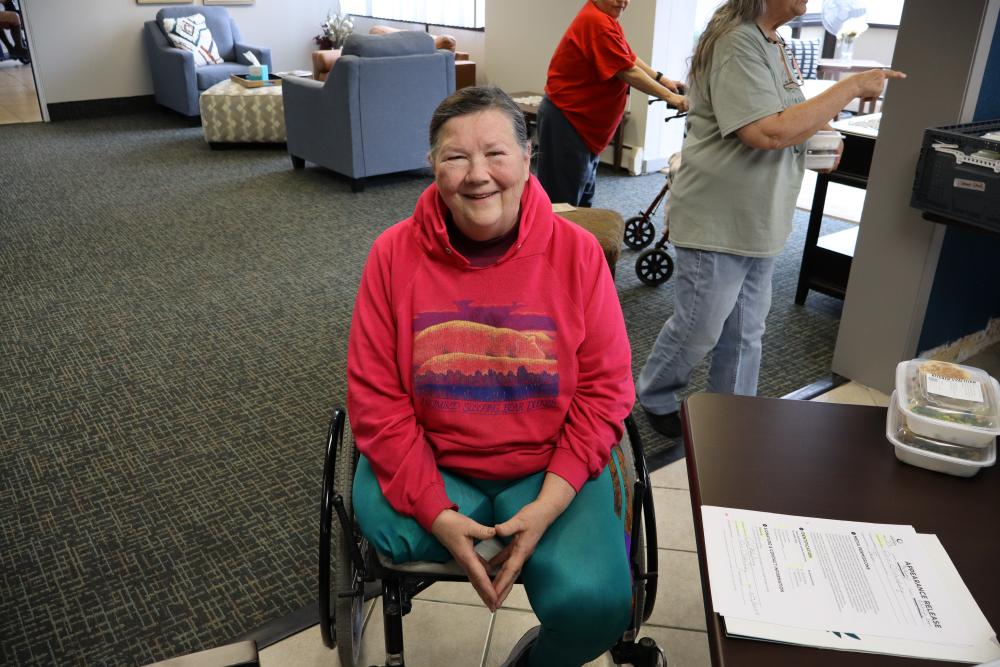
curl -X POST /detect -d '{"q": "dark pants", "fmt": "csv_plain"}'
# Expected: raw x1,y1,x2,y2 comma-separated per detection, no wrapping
536,96,599,208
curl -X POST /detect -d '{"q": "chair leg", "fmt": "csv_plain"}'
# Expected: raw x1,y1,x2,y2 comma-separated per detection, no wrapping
290,154,305,170
381,578,406,666
350,177,366,193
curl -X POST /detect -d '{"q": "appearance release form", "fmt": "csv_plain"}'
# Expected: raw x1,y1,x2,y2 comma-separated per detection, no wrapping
701,506,988,647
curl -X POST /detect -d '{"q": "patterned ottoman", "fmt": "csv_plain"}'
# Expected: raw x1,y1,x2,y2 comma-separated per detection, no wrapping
199,79,286,145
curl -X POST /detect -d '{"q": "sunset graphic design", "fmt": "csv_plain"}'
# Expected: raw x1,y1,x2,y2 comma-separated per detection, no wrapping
413,301,559,412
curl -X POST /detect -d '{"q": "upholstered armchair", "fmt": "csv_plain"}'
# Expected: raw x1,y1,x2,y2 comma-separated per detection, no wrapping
283,31,455,191
143,5,272,117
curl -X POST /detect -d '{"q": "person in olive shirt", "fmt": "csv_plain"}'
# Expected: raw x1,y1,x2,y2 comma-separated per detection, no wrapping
637,0,904,437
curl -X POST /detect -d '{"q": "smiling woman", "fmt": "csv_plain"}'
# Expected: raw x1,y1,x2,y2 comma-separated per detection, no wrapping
346,86,636,666
429,101,531,242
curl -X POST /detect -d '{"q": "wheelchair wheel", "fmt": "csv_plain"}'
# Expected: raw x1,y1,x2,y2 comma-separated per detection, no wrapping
624,215,656,250
635,248,674,287
319,409,369,666
334,429,369,667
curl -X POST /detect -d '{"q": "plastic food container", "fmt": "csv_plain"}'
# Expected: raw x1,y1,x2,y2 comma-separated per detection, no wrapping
886,391,996,477
805,130,843,170
895,359,1000,447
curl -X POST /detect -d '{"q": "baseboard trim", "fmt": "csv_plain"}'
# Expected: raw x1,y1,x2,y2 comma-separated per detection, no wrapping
781,373,849,401
229,601,318,652
47,95,159,121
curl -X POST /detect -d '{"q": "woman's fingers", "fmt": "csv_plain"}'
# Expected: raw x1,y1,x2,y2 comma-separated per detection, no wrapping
494,563,520,609
456,548,498,611
494,515,523,538
488,543,514,569
491,549,527,608
854,68,906,99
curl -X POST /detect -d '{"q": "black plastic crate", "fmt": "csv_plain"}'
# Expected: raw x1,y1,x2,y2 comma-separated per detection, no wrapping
911,119,1000,234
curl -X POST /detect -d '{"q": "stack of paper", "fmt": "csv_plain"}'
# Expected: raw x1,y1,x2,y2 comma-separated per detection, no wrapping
701,506,1000,662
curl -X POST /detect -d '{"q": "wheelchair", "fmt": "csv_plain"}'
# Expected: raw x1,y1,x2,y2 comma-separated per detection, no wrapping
319,408,666,667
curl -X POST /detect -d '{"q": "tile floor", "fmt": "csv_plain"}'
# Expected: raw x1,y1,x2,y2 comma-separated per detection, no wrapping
0,60,42,124
258,383,887,667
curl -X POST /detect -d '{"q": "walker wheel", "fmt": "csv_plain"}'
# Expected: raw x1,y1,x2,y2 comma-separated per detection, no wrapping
635,249,674,286
624,215,656,250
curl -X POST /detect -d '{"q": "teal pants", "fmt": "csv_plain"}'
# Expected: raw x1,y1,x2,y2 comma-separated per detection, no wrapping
353,457,632,667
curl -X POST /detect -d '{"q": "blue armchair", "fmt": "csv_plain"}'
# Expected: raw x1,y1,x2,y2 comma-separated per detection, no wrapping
282,31,455,191
143,5,272,117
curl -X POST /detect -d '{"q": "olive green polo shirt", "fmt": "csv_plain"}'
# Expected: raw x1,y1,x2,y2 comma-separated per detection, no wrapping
668,22,806,257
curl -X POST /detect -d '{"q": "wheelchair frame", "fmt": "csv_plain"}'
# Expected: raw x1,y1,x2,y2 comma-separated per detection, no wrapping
319,408,666,667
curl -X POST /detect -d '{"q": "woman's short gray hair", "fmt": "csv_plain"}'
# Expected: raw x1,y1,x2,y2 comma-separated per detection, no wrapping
428,86,530,158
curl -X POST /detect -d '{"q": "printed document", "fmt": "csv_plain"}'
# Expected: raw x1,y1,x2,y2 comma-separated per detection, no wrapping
723,534,1000,662
701,506,994,648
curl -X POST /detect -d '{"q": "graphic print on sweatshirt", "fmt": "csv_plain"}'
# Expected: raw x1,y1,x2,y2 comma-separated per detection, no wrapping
413,300,559,414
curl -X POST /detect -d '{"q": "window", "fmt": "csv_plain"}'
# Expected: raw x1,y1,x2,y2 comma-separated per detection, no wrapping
341,0,485,30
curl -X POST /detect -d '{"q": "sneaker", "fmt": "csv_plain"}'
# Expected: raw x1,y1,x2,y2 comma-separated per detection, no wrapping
643,407,682,438
500,625,540,667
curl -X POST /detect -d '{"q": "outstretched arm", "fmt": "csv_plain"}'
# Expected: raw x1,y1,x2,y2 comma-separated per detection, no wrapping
736,69,905,150
617,63,688,112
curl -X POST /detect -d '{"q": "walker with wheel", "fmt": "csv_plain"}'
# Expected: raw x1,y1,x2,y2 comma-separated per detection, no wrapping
625,103,686,287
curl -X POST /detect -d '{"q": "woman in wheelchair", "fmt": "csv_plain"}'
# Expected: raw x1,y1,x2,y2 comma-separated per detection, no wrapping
346,86,636,666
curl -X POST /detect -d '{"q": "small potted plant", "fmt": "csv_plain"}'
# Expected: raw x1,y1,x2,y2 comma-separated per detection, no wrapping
836,17,868,63
315,9,354,51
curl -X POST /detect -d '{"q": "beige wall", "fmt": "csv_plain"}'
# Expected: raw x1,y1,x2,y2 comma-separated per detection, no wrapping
832,0,997,392
22,0,333,104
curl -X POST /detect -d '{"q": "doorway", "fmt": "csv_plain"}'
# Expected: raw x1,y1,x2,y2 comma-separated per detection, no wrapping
0,0,41,124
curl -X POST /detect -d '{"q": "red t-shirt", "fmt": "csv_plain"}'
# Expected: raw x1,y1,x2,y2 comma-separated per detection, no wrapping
545,1,636,155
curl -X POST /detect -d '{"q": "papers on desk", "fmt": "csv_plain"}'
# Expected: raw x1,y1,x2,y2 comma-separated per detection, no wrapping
702,506,1000,662
831,112,882,138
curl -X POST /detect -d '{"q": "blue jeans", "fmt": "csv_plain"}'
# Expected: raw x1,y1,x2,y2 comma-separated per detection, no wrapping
637,247,776,416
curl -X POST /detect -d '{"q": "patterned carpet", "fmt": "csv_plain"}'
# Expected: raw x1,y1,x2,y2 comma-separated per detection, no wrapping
0,112,843,665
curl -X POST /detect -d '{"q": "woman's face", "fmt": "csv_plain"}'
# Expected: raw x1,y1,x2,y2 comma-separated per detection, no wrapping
432,110,531,242
592,0,629,19
770,0,808,23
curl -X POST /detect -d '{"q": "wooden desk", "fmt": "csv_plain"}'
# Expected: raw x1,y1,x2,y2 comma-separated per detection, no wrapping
681,393,1000,667
509,91,630,172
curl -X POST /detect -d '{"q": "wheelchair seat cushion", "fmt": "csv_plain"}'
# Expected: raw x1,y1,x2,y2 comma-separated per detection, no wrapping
376,537,504,576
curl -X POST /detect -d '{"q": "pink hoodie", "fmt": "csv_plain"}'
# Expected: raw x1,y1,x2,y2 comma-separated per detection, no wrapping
347,175,633,531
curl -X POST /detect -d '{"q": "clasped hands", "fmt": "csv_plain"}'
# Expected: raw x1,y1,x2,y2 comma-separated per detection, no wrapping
430,501,560,612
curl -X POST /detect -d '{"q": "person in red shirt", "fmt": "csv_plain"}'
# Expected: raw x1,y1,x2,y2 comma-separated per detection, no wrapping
538,0,687,207
347,87,635,666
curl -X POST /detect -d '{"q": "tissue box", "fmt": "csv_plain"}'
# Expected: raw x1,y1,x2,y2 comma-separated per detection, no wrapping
248,64,268,81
